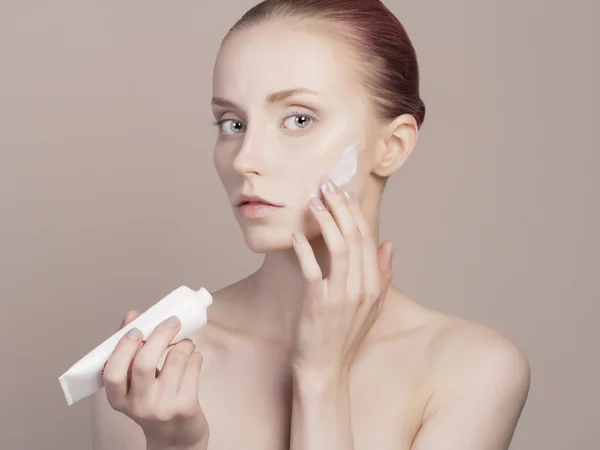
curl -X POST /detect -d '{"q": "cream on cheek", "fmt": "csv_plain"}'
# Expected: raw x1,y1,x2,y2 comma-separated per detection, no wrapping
276,138,362,201
310,140,360,197
274,116,363,201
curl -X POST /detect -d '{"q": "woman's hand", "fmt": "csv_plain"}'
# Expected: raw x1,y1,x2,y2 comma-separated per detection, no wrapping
290,178,394,378
102,311,209,450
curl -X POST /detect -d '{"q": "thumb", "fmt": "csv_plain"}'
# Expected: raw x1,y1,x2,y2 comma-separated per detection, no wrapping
118,310,141,330
377,240,394,281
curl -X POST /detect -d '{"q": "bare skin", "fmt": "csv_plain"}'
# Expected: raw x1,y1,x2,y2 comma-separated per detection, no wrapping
93,281,530,450
92,18,530,450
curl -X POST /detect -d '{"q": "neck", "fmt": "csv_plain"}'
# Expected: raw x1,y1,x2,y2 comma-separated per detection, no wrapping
242,187,382,345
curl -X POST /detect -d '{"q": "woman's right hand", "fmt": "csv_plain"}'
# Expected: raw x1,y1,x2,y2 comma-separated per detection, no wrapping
102,310,209,450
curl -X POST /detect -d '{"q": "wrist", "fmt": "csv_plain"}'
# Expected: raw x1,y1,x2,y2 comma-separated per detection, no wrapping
146,434,209,450
146,444,207,450
292,365,350,396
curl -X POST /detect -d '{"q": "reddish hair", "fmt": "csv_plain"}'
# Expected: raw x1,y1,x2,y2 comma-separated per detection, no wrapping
225,0,426,129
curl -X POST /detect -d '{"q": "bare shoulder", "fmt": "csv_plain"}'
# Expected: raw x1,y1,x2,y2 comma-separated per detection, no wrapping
429,314,530,387
416,307,531,424
375,291,532,448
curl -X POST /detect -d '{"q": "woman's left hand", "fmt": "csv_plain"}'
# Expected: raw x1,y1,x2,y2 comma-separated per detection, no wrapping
290,177,394,378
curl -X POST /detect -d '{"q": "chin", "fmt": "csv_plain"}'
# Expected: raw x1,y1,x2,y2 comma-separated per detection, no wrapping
242,229,295,253
238,218,321,254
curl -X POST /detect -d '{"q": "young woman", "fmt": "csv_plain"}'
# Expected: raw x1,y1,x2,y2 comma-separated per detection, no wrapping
92,1,531,449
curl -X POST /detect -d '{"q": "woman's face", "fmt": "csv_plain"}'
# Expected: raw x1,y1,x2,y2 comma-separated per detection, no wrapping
212,21,378,253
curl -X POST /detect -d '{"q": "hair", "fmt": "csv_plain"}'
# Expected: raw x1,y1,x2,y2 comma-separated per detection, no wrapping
224,0,426,130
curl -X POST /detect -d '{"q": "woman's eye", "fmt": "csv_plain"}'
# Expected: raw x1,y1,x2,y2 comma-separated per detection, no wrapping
219,119,246,135
283,114,313,130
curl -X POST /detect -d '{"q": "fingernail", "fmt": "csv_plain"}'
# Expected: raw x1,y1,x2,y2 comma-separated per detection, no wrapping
321,178,339,195
165,315,180,327
342,188,354,202
127,327,142,340
292,231,306,242
310,196,326,211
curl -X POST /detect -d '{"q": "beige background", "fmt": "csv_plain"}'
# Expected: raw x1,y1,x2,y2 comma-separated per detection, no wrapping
1,1,598,449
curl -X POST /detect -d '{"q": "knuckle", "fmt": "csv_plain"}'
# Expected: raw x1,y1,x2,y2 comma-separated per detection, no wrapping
191,351,203,363
106,397,125,412
347,292,363,304
107,397,127,413
167,348,189,365
304,271,322,284
129,401,152,420
346,225,362,243
188,354,204,371
178,338,197,351
366,288,381,303
102,370,124,387
330,242,348,258
154,408,176,422
176,404,199,419
131,359,156,377
105,393,126,412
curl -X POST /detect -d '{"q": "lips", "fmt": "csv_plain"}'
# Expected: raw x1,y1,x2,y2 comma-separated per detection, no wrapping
235,194,281,207
239,200,273,206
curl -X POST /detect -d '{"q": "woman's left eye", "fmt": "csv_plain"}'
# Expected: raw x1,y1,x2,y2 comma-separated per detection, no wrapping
282,114,315,130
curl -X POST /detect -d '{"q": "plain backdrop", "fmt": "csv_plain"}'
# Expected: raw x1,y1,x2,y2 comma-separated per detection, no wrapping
1,1,598,449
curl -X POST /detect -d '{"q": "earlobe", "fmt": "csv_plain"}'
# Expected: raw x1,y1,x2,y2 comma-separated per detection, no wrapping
372,114,418,178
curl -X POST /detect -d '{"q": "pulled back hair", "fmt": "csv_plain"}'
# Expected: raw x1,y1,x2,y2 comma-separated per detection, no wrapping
225,0,426,129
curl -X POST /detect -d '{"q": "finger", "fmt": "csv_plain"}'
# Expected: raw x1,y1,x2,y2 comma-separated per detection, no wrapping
333,187,364,300
309,191,348,292
377,240,394,307
157,339,196,396
350,201,383,304
103,310,142,390
129,315,181,398
177,351,203,406
291,231,323,300
117,310,141,331
123,311,146,369
103,327,144,409
124,310,142,327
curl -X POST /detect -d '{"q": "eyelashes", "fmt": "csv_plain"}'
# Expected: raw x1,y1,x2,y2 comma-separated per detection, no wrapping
212,110,320,135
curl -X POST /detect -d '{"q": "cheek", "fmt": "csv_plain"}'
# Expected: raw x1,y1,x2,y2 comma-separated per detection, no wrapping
346,145,372,196
284,152,332,199
213,145,236,188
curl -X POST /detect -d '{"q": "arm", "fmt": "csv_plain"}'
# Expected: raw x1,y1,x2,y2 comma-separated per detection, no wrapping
91,387,147,450
287,179,395,450
92,384,210,450
289,329,530,450
411,335,531,450
290,369,355,450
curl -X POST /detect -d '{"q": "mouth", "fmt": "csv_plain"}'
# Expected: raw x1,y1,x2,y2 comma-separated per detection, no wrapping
235,194,283,219
235,194,282,208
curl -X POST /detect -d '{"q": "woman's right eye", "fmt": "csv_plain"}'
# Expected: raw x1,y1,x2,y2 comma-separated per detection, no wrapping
217,119,246,135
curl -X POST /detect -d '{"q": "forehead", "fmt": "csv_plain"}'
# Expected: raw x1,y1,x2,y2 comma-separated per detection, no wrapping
213,21,360,102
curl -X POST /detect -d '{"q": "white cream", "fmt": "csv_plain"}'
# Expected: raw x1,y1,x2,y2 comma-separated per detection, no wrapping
311,140,360,197
328,140,359,187
58,286,212,406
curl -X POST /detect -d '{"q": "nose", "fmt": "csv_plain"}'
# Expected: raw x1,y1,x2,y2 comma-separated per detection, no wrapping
232,136,264,177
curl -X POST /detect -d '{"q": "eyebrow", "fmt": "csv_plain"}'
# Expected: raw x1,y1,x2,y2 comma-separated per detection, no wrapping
211,88,320,110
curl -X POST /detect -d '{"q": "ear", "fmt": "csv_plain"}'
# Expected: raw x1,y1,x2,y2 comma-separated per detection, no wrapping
372,114,418,178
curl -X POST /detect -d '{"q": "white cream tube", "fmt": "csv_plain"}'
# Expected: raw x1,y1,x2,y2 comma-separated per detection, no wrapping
58,286,212,406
